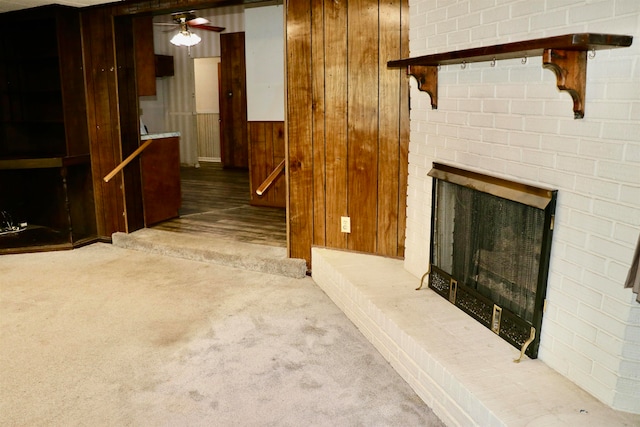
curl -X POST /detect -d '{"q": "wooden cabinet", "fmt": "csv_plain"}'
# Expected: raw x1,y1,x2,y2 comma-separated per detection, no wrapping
155,55,174,78
0,5,96,253
140,135,181,226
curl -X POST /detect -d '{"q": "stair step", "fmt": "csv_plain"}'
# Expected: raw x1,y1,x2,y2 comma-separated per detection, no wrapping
111,229,307,278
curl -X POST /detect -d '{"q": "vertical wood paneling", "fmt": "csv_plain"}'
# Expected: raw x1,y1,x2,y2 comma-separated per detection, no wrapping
249,121,267,201
81,7,126,238
56,8,89,158
132,15,155,96
377,0,402,256
286,0,314,265
115,15,145,233
398,0,409,257
347,0,379,253
286,0,410,268
77,0,409,265
311,0,327,247
323,0,348,250
248,121,285,208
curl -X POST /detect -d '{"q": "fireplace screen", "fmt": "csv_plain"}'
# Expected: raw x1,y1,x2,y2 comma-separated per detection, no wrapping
428,163,556,359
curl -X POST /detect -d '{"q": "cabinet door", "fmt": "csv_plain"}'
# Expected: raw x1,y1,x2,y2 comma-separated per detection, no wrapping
140,137,181,226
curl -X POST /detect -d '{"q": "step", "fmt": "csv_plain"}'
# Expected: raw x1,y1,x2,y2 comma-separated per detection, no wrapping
111,228,307,279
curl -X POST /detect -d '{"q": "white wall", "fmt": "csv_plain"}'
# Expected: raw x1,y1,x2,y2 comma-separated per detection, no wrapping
245,4,285,121
404,0,640,413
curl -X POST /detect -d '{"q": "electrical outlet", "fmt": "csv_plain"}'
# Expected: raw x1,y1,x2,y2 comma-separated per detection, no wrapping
340,216,351,233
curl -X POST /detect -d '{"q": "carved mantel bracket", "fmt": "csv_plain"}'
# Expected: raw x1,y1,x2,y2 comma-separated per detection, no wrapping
407,65,438,110
390,33,633,119
542,49,586,119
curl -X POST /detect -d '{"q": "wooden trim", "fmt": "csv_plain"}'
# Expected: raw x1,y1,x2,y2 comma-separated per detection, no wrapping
388,33,632,67
428,162,555,209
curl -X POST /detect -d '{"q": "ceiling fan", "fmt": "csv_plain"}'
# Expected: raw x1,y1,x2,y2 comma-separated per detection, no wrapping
155,11,226,47
156,11,226,33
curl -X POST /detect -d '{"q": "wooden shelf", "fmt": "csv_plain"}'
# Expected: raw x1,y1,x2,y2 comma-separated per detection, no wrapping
388,33,633,118
0,155,89,170
0,5,96,254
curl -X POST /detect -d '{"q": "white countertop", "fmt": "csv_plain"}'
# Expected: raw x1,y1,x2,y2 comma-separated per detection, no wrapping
141,132,180,140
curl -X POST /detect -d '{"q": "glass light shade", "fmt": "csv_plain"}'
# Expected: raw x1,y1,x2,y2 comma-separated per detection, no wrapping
170,31,201,47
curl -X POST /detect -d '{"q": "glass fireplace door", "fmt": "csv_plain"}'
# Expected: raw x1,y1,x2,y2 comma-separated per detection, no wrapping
428,163,556,358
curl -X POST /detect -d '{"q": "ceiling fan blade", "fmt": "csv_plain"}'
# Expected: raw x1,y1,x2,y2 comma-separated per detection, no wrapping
189,23,225,32
186,17,210,26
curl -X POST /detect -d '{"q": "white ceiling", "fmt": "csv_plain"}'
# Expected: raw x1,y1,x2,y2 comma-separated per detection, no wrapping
0,0,118,14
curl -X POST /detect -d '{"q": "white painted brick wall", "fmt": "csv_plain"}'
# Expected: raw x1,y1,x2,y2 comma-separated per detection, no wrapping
405,0,640,413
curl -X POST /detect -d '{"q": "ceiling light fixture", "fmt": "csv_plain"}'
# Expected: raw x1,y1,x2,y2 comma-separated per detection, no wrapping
170,22,201,47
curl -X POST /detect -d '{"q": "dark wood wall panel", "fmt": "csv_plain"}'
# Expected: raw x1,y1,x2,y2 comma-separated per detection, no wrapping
133,15,156,97
81,7,126,237
57,9,90,157
286,0,409,267
115,15,145,233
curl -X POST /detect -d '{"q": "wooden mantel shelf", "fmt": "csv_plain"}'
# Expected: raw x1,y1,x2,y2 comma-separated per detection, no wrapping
388,33,633,119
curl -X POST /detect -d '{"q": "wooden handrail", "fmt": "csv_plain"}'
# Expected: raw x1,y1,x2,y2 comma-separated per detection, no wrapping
256,159,285,196
103,139,154,182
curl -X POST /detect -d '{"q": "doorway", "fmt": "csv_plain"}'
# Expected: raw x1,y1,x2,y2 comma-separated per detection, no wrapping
140,4,286,248
194,57,221,163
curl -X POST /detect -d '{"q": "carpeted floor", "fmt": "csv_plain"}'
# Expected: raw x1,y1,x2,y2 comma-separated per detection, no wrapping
0,243,444,426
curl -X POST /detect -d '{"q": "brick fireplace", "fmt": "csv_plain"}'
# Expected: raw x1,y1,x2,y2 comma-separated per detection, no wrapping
312,1,638,424
402,0,640,415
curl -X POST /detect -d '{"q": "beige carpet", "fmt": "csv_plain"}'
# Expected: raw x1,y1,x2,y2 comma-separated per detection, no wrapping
0,243,444,426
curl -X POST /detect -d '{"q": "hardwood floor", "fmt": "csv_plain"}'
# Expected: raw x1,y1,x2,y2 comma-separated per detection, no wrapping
152,162,287,248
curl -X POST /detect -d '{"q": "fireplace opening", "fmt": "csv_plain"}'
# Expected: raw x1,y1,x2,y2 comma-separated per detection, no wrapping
428,163,556,358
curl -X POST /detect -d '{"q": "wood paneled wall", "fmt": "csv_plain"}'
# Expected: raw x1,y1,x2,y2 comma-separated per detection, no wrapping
286,1,410,266
81,7,127,237
79,0,409,264
248,121,286,208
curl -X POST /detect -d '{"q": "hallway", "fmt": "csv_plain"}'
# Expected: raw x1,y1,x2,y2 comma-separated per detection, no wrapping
153,162,286,248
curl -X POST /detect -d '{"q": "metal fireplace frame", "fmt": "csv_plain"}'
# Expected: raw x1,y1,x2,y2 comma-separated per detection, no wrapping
427,163,557,359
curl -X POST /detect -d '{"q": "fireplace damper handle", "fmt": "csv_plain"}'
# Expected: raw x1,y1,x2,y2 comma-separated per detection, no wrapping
514,327,536,363
416,266,431,290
